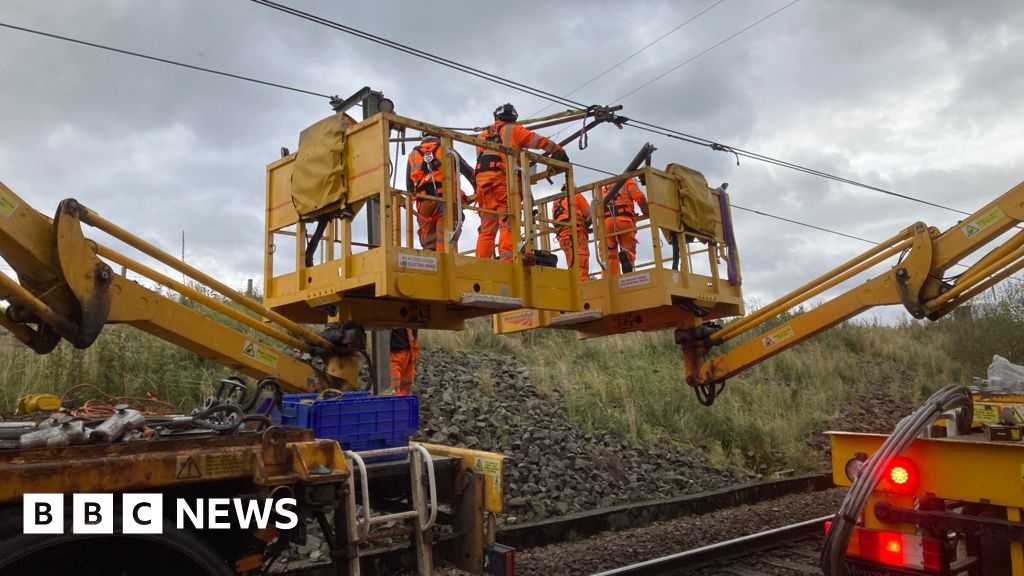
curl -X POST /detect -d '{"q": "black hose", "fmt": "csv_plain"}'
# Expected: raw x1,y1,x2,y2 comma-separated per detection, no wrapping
244,377,283,415
359,348,377,392
192,404,245,432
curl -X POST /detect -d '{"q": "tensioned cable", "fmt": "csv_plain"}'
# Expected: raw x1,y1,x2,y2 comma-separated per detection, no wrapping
569,160,1018,282
613,0,801,103
0,17,891,249
2,14,971,218
0,22,331,98
245,0,975,217
528,0,727,119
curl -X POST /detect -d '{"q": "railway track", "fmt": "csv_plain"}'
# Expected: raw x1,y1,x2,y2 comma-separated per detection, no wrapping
592,517,828,576
327,472,834,574
281,473,834,574
496,472,831,550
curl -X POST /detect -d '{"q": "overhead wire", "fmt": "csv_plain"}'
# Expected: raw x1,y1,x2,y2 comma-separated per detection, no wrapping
1,13,973,219
243,0,976,218
613,0,802,103
0,22,331,98
528,0,727,119
0,13,1000,266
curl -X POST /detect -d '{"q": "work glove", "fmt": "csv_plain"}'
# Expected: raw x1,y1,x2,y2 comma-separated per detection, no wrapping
550,149,569,164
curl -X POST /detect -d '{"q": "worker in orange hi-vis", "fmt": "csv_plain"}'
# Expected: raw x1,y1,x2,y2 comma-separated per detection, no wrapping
406,134,475,252
389,328,420,396
601,177,649,276
475,103,569,260
552,187,592,282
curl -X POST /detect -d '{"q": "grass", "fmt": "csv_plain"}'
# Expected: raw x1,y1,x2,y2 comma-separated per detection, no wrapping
423,298,997,472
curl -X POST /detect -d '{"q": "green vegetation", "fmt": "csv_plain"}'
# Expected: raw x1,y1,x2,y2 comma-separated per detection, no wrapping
424,282,1024,471
2,282,1023,473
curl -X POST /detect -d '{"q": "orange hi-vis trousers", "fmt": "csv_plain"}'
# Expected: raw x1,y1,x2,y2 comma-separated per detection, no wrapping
605,216,638,276
474,177,515,261
558,230,590,282
390,344,420,396
416,199,445,252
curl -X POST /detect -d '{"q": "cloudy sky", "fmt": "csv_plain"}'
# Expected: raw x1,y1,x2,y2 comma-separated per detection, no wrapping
2,0,1022,325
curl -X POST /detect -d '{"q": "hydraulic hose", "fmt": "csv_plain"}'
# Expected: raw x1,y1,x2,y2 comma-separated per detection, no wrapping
821,384,972,575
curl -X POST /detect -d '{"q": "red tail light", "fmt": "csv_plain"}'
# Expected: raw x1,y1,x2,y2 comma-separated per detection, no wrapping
884,457,919,493
825,522,945,573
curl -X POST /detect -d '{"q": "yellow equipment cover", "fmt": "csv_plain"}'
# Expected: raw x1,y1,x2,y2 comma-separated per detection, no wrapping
665,163,718,238
291,114,351,220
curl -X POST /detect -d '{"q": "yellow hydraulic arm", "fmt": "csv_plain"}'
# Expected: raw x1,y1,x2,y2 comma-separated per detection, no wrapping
0,181,352,393
678,181,1024,404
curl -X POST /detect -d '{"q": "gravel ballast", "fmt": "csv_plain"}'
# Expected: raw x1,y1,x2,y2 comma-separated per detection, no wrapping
412,349,748,524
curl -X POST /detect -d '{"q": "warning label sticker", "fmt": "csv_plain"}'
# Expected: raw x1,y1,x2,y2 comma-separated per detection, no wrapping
242,340,279,367
961,206,1005,239
176,456,202,480
176,453,251,481
617,272,651,289
398,253,438,272
762,325,795,350
0,187,18,218
201,453,252,479
474,456,502,495
475,456,501,477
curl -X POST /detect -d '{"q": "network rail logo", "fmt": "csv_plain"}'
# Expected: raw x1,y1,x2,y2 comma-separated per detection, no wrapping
23,494,298,534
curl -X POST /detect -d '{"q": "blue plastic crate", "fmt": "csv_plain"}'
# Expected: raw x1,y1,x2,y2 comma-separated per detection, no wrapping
272,392,419,462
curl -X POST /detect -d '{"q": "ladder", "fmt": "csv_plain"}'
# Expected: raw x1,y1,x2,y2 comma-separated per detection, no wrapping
342,444,438,575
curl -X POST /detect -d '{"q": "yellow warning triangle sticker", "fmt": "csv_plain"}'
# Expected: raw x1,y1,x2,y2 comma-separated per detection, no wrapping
242,341,256,358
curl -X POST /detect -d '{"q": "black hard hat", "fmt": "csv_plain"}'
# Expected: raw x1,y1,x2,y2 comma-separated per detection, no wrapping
420,134,440,143
493,103,518,122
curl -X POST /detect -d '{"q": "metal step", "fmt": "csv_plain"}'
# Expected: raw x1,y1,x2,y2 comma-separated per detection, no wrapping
459,292,523,309
548,309,603,326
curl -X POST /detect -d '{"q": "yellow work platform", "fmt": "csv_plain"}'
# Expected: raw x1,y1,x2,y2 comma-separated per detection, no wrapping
494,165,743,338
262,112,579,330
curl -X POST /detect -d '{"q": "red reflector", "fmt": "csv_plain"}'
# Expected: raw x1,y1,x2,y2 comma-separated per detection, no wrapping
842,526,944,574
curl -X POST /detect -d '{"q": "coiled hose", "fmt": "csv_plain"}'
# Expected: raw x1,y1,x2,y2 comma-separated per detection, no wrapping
821,384,973,575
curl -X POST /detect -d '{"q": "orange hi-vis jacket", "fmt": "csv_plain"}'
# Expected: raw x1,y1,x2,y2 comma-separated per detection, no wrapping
552,193,592,239
475,121,562,178
602,178,645,219
408,140,444,196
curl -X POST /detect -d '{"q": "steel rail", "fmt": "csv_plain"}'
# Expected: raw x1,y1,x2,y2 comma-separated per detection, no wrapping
591,515,830,576
357,473,833,573
497,472,831,550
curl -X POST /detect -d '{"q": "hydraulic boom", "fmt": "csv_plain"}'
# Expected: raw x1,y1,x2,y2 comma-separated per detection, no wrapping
678,181,1024,403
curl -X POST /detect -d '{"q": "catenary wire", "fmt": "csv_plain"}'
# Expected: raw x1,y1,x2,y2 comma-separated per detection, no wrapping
1,19,1016,286
244,0,976,217
0,22,331,98
567,159,1020,282
528,0,727,119
2,14,972,219
613,0,802,103
0,17,896,251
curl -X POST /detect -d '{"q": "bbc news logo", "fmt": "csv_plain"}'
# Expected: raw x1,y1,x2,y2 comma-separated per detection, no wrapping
24,494,298,534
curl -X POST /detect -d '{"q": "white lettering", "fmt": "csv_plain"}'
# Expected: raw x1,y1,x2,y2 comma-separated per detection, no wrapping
232,498,274,529
23,494,63,534
207,498,231,529
123,494,163,534
72,493,113,534
274,498,298,530
176,498,203,529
